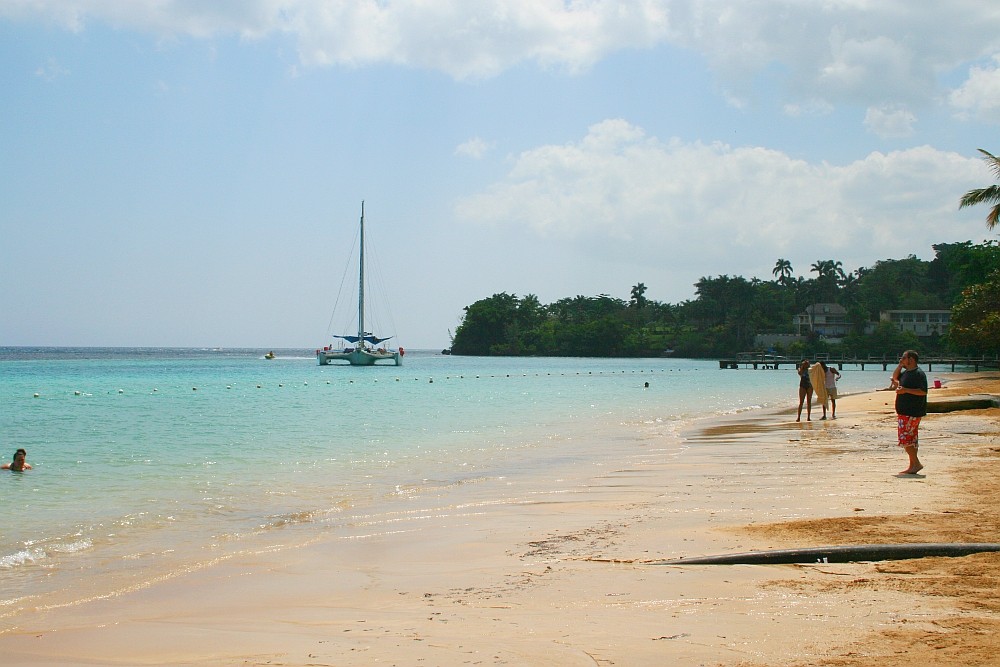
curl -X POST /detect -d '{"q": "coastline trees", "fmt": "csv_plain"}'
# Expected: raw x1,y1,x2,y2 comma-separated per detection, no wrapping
450,241,1000,357
949,273,1000,354
452,152,1000,358
450,292,520,355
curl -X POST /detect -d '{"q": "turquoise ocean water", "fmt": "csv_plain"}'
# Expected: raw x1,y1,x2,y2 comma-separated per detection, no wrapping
1,348,892,623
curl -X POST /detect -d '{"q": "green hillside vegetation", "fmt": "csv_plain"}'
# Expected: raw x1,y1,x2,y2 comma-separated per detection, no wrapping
450,240,1000,358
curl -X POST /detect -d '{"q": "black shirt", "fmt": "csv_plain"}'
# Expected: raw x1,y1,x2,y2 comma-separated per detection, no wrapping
895,367,928,417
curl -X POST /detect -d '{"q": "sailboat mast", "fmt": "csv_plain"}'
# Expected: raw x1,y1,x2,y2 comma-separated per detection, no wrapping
358,201,365,347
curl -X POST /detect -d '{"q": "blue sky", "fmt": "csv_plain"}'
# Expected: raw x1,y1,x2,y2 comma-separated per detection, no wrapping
2,1,999,349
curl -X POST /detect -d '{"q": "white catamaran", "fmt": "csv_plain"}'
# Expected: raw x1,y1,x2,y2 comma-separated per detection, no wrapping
316,203,403,366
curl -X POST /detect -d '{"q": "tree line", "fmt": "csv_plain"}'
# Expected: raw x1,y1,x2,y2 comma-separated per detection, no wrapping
449,240,1000,358
452,148,1000,358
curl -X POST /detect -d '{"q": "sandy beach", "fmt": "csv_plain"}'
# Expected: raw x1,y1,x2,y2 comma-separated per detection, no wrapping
2,374,999,666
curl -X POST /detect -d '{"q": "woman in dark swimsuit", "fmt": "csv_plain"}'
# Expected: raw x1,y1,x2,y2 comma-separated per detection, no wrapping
796,360,812,422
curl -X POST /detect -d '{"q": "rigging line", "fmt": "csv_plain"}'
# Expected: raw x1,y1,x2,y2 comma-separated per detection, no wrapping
363,222,400,343
325,222,362,337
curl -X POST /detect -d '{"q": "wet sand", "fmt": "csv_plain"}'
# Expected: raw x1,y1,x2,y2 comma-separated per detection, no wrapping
1,374,998,665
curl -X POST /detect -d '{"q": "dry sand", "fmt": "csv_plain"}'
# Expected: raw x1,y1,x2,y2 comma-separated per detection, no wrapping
2,373,999,666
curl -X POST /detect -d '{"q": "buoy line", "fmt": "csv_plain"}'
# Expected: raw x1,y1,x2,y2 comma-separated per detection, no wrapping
30,366,704,398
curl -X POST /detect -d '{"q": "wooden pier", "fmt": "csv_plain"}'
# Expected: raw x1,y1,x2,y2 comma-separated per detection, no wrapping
719,353,1000,372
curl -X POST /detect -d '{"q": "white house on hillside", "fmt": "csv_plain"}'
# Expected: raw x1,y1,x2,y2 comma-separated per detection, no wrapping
879,310,951,337
795,303,850,337
791,305,952,339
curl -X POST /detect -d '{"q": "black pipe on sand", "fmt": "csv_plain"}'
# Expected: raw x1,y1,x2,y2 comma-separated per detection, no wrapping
650,543,1000,565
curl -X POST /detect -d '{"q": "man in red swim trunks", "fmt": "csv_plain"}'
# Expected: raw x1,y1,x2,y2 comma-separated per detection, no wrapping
889,350,928,475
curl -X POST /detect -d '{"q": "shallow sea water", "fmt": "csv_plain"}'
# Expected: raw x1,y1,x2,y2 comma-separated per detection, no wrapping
0,347,892,621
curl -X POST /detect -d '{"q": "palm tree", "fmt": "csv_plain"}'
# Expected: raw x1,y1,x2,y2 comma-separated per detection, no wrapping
810,259,844,302
810,259,845,283
772,258,793,286
630,282,648,309
960,148,1000,229
810,259,830,280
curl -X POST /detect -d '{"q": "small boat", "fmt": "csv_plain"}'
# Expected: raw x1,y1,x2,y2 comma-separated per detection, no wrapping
317,203,403,367
264,351,275,360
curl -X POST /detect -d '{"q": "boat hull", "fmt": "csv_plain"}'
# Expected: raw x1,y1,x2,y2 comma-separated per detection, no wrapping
316,349,402,366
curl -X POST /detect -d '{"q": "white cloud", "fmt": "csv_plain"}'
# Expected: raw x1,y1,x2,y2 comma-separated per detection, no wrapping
783,99,833,117
0,0,669,79
33,56,69,81
950,55,1000,122
455,137,494,159
0,0,274,37
2,1,995,85
7,1,1000,116
663,1,1000,110
863,105,917,138
297,1,670,78
455,120,988,279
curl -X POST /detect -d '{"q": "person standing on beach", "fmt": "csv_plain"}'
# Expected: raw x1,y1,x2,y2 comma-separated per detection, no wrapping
889,350,928,475
2,448,31,471
796,359,812,422
820,362,841,420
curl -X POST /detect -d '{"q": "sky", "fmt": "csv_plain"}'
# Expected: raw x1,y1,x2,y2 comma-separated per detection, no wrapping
2,1,1000,350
